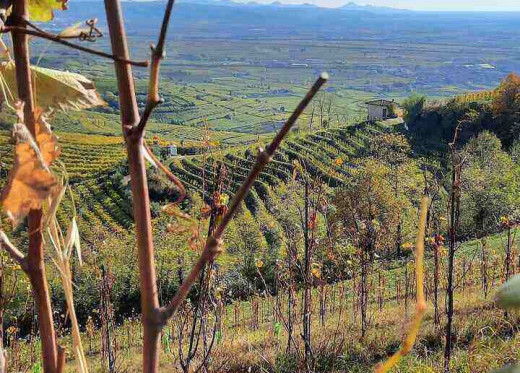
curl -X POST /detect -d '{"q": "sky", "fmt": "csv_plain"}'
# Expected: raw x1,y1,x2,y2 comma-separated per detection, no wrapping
231,0,520,11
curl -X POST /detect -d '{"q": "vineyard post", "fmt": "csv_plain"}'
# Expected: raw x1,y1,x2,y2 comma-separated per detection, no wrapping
10,1,59,372
444,122,464,373
302,178,312,369
481,239,488,298
433,241,440,325
504,220,513,317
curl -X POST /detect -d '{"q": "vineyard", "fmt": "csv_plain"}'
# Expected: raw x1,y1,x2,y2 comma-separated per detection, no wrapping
40,121,391,240
0,0,519,372
454,89,498,103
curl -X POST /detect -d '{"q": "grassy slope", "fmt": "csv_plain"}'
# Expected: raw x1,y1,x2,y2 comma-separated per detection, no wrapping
13,228,513,373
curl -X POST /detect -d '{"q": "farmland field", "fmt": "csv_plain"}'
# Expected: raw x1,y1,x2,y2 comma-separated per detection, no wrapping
12,1,518,141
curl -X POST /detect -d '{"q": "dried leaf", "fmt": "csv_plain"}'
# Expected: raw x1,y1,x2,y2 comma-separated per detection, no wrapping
1,104,59,225
58,22,88,38
162,204,191,220
64,218,82,266
44,184,67,228
35,109,61,165
0,61,105,111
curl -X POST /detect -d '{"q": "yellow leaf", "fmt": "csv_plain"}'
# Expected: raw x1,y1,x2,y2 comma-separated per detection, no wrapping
0,61,105,111
28,0,68,22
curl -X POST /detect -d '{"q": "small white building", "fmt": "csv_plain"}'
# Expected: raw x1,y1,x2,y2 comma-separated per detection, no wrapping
365,99,397,122
168,144,178,156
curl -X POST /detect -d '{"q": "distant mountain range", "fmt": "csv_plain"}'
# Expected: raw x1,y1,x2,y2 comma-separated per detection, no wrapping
119,0,409,13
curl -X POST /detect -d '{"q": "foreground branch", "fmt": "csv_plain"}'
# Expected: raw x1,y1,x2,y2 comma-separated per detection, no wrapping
103,1,161,372
10,1,60,372
374,196,429,373
160,72,329,321
3,26,148,67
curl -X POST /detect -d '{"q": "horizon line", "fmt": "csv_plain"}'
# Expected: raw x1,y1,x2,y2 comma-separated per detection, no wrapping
112,0,520,12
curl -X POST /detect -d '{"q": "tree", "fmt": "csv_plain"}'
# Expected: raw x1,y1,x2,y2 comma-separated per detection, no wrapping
369,133,423,257
271,181,304,354
460,131,520,238
444,119,465,373
492,72,520,147
402,94,426,125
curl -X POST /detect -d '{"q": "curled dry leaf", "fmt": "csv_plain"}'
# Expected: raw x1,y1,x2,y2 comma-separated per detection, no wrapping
1,103,59,225
58,19,103,41
64,217,82,266
0,61,105,111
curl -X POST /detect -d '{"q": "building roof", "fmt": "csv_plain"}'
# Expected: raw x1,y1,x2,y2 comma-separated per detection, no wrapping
365,99,396,107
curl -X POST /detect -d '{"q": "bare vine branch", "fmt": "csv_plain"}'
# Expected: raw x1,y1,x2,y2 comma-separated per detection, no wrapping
160,72,329,321
0,230,27,270
2,26,148,67
135,0,176,134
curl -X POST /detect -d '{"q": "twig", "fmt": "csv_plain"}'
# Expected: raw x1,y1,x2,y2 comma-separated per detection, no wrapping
374,196,429,373
26,18,103,42
160,73,329,322
135,0,176,134
143,140,186,205
0,230,27,270
2,26,148,67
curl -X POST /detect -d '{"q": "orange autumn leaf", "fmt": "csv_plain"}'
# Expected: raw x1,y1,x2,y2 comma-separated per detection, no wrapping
1,103,59,225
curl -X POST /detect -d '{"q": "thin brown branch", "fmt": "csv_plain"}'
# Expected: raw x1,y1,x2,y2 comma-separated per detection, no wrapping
0,231,27,270
26,18,103,42
143,140,186,205
2,26,148,67
135,0,176,134
160,73,329,321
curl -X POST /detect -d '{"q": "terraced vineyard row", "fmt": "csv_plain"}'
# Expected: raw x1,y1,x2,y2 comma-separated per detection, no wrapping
0,122,390,238
166,121,388,220
0,131,127,180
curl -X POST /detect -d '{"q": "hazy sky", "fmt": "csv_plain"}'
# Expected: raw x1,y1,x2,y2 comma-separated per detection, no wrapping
231,0,520,11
